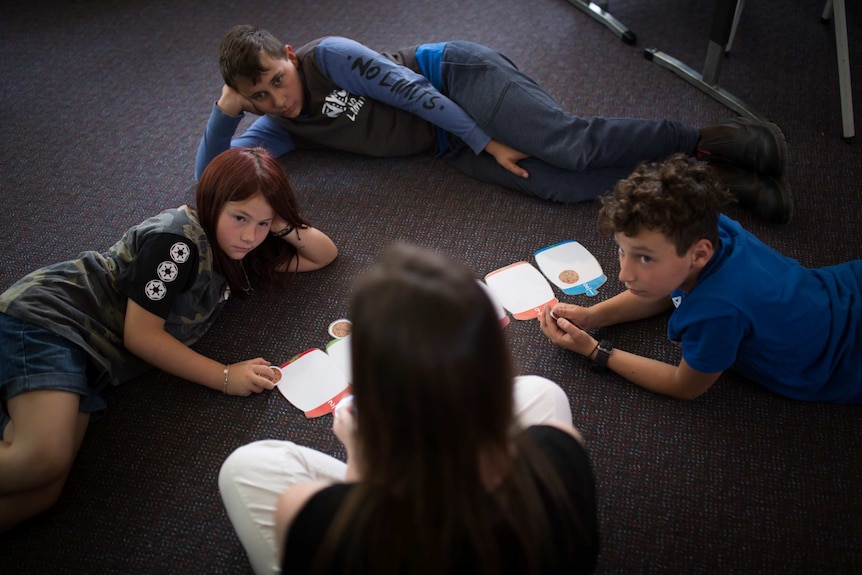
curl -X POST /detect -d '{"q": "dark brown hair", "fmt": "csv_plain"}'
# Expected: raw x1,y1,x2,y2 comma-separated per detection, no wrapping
218,25,286,89
195,147,309,298
597,154,735,255
312,244,587,574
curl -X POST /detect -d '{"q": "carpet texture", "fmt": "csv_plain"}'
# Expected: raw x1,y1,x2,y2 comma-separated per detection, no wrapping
1,0,860,573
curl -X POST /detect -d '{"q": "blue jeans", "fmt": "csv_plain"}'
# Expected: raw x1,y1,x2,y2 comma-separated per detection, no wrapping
0,313,105,435
439,41,701,202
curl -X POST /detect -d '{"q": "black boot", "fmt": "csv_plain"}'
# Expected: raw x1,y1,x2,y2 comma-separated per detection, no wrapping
710,161,793,225
697,117,787,178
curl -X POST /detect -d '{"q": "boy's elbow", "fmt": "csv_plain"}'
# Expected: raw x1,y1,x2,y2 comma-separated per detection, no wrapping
668,375,718,400
325,245,339,266
673,388,707,401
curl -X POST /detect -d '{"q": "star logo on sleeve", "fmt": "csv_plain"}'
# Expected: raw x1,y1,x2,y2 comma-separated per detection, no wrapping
157,261,179,282
145,279,168,301
170,241,191,263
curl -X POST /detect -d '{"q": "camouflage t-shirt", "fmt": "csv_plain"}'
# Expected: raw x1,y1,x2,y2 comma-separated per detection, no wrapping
0,206,228,389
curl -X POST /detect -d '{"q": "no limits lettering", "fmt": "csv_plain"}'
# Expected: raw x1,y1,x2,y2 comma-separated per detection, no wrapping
350,56,440,110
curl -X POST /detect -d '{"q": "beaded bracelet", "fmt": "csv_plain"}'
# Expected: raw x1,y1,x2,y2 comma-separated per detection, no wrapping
270,225,295,238
222,364,230,395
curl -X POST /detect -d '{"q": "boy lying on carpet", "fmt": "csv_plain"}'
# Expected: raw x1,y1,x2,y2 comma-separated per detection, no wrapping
540,154,862,403
197,25,792,223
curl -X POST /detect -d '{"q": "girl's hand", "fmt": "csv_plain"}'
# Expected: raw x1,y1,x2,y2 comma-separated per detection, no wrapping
538,305,597,357
224,358,276,396
270,216,292,236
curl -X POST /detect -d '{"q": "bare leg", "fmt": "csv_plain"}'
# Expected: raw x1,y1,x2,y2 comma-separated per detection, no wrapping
0,390,89,533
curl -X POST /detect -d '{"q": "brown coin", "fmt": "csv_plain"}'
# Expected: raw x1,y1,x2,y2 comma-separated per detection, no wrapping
269,367,282,384
330,320,352,338
558,269,580,284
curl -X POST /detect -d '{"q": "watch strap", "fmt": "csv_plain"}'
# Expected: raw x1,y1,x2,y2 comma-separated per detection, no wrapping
590,340,613,372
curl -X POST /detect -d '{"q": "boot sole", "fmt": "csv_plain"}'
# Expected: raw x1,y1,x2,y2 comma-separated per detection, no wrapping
766,175,793,225
739,117,787,179
760,122,787,179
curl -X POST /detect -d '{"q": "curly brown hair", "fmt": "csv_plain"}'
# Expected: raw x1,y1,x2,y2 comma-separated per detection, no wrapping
597,154,735,255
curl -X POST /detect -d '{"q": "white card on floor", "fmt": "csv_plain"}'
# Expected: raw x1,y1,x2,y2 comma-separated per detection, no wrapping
477,279,510,327
324,335,352,381
484,261,558,320
534,240,606,296
276,343,352,418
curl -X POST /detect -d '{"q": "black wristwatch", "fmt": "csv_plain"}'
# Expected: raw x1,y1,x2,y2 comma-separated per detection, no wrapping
590,340,613,372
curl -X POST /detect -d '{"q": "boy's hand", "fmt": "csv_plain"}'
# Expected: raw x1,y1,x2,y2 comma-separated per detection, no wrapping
216,84,263,116
485,139,530,179
539,304,597,357
548,302,595,330
225,358,276,396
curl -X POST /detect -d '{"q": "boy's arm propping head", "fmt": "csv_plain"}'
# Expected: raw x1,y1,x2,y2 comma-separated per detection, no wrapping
216,83,264,117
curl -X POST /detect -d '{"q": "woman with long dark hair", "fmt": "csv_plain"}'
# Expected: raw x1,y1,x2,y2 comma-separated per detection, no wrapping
220,243,598,574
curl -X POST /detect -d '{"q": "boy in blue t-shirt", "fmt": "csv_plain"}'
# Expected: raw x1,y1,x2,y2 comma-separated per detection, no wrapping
540,154,862,403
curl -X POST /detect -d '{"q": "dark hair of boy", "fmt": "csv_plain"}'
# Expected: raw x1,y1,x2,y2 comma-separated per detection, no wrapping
218,25,286,89
597,153,736,255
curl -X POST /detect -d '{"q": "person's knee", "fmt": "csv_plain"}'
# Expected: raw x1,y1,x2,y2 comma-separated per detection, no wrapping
219,440,296,495
0,478,67,534
13,439,76,489
513,375,572,425
517,374,567,401
219,442,261,493
32,477,66,513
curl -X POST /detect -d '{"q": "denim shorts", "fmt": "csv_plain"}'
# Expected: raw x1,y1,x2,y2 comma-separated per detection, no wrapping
0,313,106,434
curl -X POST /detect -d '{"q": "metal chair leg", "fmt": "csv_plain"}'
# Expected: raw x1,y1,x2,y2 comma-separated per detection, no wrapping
825,0,855,142
644,0,769,122
565,1,637,45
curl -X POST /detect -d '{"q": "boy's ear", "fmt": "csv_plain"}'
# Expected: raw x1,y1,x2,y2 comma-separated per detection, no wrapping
284,44,298,65
690,238,714,269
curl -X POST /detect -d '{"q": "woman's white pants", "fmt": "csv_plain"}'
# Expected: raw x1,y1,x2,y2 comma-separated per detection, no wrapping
218,375,573,575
